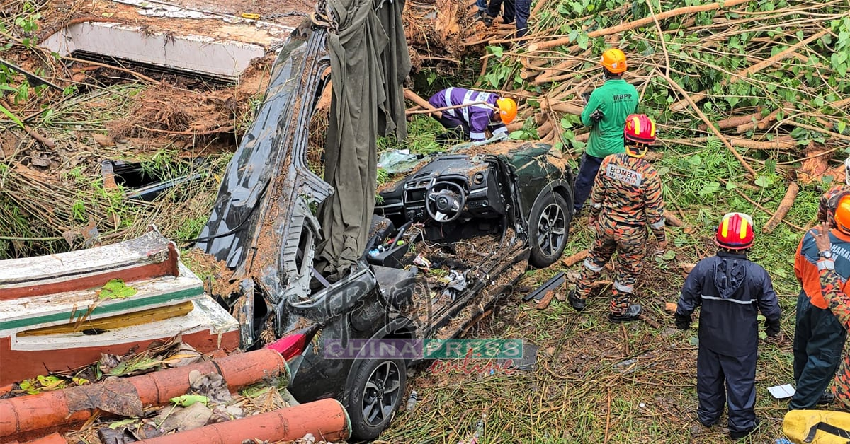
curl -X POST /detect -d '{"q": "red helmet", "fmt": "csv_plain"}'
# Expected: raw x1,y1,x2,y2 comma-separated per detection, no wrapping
715,212,755,250
624,114,656,145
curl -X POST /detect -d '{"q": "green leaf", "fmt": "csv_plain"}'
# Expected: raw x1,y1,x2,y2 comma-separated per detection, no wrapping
698,181,720,196
109,419,138,429
170,395,209,407
725,181,737,190
838,120,847,135
0,103,23,128
577,33,589,50
754,175,774,188
487,46,503,58
509,130,525,140
661,250,676,261
758,331,767,340
98,279,137,299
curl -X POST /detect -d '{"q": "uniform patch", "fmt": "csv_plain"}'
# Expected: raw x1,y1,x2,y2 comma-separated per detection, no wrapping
606,164,643,186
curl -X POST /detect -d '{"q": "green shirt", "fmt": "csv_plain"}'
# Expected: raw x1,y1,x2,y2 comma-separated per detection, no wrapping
581,78,639,158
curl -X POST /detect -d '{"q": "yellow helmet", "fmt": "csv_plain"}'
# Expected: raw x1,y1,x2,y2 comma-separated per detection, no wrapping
601,48,627,74
496,97,517,124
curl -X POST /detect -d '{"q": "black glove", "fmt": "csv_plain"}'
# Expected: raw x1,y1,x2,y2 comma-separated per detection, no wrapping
590,109,604,123
765,318,781,338
581,92,591,104
674,313,691,330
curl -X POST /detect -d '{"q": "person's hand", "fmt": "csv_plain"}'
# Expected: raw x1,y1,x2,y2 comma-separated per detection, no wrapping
588,217,597,232
813,221,831,254
765,318,781,338
655,239,668,255
581,92,591,104
674,313,691,330
590,109,604,122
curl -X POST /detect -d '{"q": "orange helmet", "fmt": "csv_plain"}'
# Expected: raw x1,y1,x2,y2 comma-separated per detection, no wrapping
835,194,850,235
601,48,627,74
715,212,755,250
496,97,517,124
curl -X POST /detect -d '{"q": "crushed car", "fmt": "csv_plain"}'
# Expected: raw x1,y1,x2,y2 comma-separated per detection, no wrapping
195,25,575,442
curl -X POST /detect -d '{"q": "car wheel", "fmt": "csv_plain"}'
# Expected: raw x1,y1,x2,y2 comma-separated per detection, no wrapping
528,191,571,268
345,352,407,440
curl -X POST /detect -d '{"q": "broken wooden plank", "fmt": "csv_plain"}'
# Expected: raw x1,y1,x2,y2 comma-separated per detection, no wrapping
0,228,178,300
0,263,204,335
17,300,195,337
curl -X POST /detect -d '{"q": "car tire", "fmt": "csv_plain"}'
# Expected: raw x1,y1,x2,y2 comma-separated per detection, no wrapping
345,351,407,441
528,190,571,268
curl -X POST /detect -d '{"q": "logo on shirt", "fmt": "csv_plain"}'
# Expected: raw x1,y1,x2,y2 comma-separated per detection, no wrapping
612,94,632,102
606,164,642,186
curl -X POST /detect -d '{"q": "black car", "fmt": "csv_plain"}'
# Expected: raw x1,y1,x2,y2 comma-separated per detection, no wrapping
197,27,574,440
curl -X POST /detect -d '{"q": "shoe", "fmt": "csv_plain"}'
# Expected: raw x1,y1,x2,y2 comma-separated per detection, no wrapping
729,418,760,440
728,428,754,440
567,289,586,311
609,304,642,322
818,391,835,405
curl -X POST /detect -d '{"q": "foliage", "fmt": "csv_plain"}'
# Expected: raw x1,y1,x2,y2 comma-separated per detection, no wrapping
97,279,138,300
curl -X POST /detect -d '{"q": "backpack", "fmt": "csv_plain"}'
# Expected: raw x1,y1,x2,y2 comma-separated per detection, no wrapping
784,410,850,444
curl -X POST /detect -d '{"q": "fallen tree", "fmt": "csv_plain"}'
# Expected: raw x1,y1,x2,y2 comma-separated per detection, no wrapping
482,0,850,183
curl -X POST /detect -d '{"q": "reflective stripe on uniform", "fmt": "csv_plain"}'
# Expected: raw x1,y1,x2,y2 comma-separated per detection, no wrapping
614,281,633,293
470,131,486,140
461,89,475,123
701,295,754,305
444,88,456,117
583,258,603,272
818,259,836,271
491,126,507,136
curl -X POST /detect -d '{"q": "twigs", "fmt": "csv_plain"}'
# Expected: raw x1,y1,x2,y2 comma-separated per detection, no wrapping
763,182,800,234
663,74,758,179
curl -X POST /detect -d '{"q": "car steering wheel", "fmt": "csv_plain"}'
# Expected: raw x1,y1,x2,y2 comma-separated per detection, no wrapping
426,181,467,223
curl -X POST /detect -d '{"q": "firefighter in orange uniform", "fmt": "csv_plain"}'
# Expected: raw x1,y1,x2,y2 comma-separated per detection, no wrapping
567,114,666,322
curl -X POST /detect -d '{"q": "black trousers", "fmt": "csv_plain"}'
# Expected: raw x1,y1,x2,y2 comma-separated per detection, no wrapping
487,0,515,23
791,292,847,409
572,153,604,212
697,346,757,434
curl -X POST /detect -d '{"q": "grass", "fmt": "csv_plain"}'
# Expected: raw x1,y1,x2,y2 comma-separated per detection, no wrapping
382,135,829,443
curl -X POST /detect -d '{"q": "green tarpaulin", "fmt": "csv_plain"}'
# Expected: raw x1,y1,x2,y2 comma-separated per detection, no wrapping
316,0,411,279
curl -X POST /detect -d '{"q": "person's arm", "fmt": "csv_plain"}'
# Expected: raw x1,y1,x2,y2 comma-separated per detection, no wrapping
756,269,782,336
588,156,608,224
644,169,666,243
468,107,492,141
813,222,850,329
581,89,601,127
489,122,508,138
675,262,704,329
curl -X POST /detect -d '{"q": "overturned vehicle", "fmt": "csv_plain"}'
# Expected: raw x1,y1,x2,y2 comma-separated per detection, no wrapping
196,25,574,441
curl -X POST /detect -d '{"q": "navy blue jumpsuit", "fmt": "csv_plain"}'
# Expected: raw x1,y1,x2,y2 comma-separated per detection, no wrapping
676,251,781,434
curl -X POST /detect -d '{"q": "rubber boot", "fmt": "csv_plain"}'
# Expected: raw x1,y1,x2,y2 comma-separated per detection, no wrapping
567,289,586,311
609,303,641,322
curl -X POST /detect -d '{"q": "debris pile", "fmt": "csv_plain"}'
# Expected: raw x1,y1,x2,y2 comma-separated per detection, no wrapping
488,0,849,184
1,344,349,444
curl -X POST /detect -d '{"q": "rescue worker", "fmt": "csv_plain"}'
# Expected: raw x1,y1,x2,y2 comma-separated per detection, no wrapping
792,191,850,410
567,114,665,322
674,212,781,440
573,48,639,215
427,88,517,145
816,157,850,225
810,196,850,410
